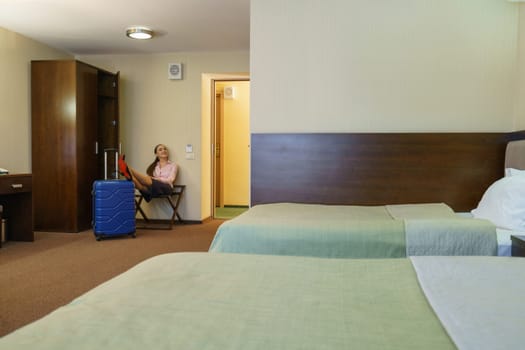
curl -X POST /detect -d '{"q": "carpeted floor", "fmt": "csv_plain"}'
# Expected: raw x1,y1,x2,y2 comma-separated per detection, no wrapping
0,219,224,337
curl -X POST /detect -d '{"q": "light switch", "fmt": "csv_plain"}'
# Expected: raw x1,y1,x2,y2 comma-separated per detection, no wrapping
185,153,195,160
185,144,193,153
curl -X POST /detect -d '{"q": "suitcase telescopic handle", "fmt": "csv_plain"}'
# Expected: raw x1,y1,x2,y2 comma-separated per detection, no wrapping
104,148,119,180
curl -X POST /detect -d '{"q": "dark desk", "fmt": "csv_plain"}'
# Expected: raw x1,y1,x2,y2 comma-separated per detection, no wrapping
0,174,33,248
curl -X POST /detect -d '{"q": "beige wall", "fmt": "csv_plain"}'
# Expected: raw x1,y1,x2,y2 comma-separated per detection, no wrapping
4,0,525,222
251,0,522,133
216,81,250,206
0,27,71,173
80,52,250,221
516,5,525,131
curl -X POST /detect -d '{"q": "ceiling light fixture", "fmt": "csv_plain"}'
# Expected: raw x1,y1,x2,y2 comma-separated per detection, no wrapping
126,26,154,40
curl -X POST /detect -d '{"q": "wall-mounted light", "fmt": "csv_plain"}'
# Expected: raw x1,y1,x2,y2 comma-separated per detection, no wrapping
126,26,154,40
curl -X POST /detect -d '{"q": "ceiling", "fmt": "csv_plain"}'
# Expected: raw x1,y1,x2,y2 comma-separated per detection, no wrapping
0,0,250,55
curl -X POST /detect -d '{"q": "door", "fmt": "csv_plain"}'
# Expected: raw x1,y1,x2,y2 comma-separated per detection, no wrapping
212,80,250,218
214,93,223,207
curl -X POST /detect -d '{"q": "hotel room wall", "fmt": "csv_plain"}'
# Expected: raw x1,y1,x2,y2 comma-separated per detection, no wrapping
79,53,249,221
0,27,71,173
251,0,520,133
516,5,525,131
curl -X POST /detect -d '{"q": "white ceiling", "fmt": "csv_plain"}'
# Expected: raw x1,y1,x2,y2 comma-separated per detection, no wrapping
0,0,250,55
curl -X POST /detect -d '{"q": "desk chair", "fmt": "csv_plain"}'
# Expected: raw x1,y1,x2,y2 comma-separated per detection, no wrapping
135,185,186,229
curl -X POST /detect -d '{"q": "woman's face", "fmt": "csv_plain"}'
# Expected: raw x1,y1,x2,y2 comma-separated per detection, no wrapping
155,144,169,158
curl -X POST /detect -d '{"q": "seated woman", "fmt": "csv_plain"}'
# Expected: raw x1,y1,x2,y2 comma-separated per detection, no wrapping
119,144,178,202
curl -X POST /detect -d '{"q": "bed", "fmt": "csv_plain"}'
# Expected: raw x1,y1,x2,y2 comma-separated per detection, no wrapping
209,202,497,258
0,252,523,350
210,139,525,258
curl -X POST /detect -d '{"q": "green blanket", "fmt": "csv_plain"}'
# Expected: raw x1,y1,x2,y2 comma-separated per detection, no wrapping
0,253,456,350
209,203,497,258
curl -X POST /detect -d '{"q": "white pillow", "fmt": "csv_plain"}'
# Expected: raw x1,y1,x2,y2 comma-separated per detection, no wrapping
471,175,525,231
505,167,525,177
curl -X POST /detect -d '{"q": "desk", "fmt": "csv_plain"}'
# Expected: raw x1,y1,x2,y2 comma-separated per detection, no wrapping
0,174,33,248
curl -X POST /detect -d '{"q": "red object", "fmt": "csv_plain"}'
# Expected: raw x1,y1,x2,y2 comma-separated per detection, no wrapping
118,155,131,180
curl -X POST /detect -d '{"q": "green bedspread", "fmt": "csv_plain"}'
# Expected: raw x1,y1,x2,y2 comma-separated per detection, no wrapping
0,253,457,350
209,203,497,258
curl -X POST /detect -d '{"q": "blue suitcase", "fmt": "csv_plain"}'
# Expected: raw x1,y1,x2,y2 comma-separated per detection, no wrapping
92,180,136,241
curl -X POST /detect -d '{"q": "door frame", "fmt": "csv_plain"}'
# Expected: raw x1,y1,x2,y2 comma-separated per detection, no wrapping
210,77,250,218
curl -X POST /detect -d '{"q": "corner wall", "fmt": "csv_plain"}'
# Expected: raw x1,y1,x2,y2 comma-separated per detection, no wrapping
0,27,72,173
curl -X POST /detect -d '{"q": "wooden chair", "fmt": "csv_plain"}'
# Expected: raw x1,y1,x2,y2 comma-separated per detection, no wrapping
135,184,186,229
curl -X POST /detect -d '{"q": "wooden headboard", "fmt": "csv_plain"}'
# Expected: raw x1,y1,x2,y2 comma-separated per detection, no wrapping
251,131,525,212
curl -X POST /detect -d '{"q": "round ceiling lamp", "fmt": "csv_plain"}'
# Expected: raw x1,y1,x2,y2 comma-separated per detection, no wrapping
126,26,154,40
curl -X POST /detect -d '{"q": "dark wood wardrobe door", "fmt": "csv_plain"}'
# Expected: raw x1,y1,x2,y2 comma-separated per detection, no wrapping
32,61,98,232
76,62,99,231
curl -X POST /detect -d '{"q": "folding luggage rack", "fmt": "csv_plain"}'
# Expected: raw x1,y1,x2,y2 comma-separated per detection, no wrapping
135,185,185,230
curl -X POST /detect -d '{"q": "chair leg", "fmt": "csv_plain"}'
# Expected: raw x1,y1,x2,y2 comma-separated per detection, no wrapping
135,186,184,230
166,196,184,228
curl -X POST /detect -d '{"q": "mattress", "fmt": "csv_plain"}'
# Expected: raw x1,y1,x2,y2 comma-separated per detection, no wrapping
0,253,523,350
209,203,497,258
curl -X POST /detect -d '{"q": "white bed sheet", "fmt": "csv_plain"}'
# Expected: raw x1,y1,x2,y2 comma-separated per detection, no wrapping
411,256,525,350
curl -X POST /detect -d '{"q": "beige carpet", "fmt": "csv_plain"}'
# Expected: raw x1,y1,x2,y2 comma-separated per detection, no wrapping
0,220,224,337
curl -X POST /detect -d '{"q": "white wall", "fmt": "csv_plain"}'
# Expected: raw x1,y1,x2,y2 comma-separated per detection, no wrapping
251,0,521,133
80,52,249,221
516,4,525,131
0,27,71,173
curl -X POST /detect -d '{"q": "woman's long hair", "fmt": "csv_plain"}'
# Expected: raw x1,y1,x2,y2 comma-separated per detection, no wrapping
146,144,165,176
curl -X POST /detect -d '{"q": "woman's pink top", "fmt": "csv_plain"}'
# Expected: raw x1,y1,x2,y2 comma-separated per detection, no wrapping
153,161,177,186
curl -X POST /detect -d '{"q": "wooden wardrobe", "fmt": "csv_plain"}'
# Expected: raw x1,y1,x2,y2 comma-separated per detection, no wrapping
31,60,120,232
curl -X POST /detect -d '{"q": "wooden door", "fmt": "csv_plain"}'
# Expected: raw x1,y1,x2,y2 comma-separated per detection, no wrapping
214,93,223,208
31,60,98,232
75,62,99,231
